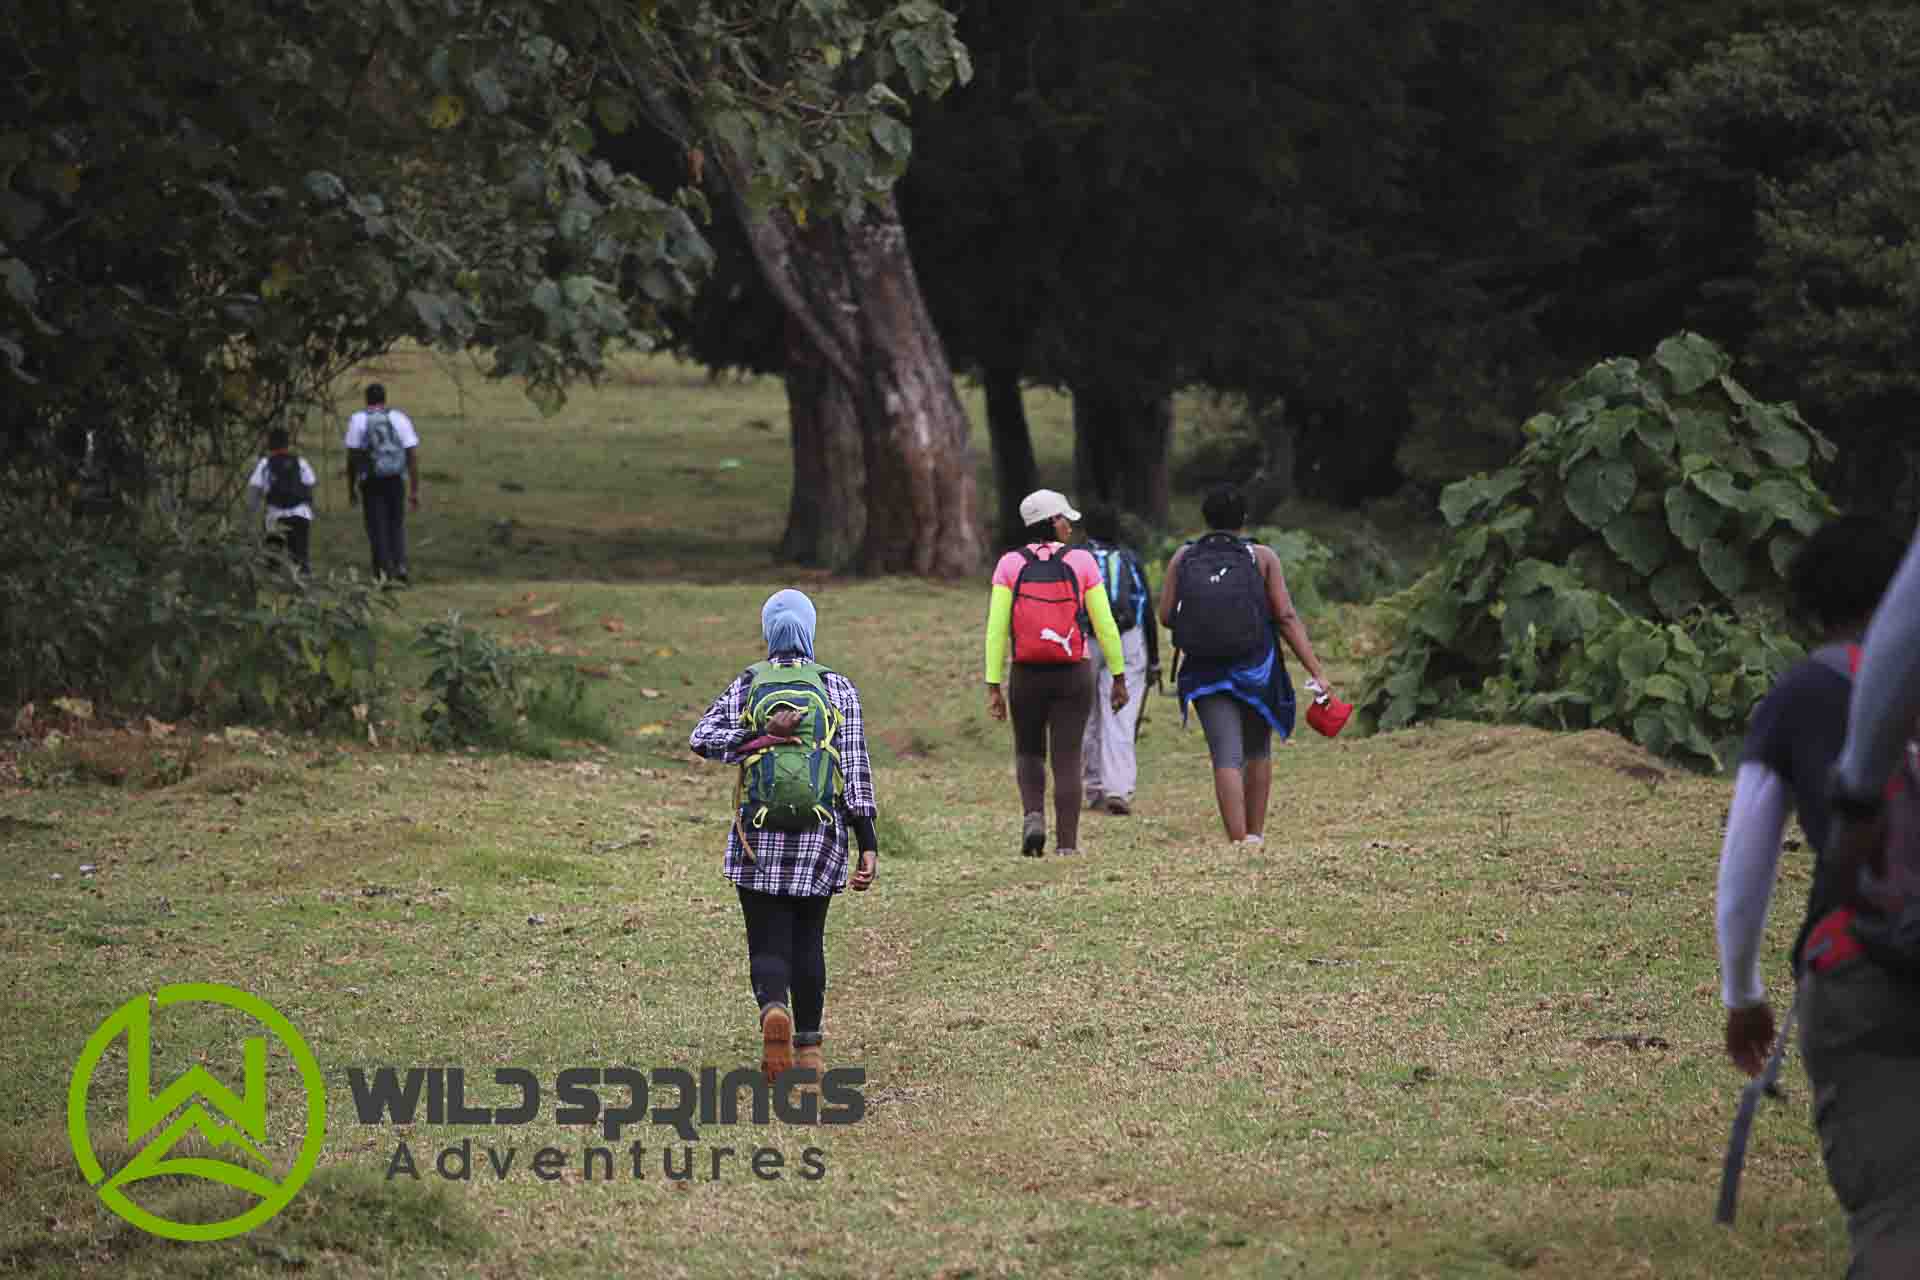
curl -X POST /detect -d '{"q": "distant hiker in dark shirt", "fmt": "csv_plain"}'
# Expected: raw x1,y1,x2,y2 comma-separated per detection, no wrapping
1077,503,1160,816
1716,515,1920,1276
246,427,318,575
1159,486,1333,848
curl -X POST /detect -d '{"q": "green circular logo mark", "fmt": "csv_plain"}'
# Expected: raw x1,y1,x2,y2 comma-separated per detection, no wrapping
68,983,327,1242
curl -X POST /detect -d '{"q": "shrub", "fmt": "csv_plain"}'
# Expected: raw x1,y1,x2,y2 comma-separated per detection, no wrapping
415,612,530,748
219,571,398,731
1352,333,1836,770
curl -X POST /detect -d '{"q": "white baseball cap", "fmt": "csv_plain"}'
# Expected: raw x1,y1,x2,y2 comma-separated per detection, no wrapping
1019,488,1081,526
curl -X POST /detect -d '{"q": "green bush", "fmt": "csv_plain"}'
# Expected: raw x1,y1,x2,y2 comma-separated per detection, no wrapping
1353,333,1836,770
219,572,397,731
415,612,531,748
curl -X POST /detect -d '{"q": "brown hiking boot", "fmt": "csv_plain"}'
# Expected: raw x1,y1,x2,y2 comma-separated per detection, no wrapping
793,1040,824,1102
1106,795,1131,816
760,1004,793,1085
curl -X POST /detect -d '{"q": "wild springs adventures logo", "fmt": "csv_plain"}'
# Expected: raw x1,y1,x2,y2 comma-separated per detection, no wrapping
68,984,327,1242
352,1061,866,1185
70,984,865,1241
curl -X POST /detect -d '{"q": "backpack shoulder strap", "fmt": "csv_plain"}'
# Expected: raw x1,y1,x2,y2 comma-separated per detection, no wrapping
1810,643,1858,680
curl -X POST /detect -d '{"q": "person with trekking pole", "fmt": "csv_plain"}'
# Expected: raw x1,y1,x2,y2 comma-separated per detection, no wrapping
688,589,879,1088
1710,515,1920,1269
983,489,1129,858
1158,486,1336,848
1076,502,1160,816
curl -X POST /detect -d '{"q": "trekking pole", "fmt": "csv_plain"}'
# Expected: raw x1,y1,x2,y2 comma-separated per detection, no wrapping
730,770,759,863
1715,985,1802,1226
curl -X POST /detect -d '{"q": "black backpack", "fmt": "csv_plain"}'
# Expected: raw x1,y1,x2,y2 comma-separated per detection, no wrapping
264,453,311,508
1171,532,1268,660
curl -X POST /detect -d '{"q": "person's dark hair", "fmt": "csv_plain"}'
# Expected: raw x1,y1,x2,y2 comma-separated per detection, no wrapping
1789,515,1909,635
1024,518,1059,542
1081,502,1121,543
267,427,290,451
366,383,385,406
1201,486,1246,531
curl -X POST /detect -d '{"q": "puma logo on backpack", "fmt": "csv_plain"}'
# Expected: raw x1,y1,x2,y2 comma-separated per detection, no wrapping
364,408,407,479
1172,532,1269,660
1010,545,1084,665
738,661,845,833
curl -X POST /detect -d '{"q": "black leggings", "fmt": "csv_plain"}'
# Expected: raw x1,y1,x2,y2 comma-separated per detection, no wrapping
1007,660,1095,848
737,887,832,1042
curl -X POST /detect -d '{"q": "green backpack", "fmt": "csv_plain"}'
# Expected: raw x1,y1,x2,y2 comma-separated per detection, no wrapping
737,661,845,833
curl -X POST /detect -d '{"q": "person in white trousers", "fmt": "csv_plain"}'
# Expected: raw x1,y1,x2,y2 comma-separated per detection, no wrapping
1079,504,1160,815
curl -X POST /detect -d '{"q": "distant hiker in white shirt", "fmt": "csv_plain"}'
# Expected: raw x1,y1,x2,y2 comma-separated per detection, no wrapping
246,427,318,575
343,382,421,584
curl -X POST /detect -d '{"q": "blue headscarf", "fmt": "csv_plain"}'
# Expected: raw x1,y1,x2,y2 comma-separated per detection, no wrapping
762,589,817,659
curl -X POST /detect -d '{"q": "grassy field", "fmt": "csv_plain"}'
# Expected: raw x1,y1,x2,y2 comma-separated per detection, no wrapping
0,349,1846,1277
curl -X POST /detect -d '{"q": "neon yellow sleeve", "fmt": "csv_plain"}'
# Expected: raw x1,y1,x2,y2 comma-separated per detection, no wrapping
1084,581,1126,676
984,585,1013,684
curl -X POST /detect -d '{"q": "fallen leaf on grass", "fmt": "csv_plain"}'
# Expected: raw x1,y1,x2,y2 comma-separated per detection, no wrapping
640,688,662,699
529,603,559,618
602,618,626,633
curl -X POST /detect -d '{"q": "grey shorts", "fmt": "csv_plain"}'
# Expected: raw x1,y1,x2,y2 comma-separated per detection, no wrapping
1193,694,1271,769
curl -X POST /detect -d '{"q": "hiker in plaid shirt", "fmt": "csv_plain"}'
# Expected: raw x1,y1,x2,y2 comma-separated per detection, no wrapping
689,589,878,1086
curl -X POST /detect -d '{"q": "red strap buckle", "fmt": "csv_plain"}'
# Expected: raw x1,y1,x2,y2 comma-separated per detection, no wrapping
1806,907,1864,975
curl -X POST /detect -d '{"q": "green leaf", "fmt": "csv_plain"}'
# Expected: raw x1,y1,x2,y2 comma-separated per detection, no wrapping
1747,404,1810,467
1633,708,1672,756
326,639,352,691
1619,635,1669,681
1641,673,1689,703
1673,408,1730,458
1770,532,1805,581
1688,468,1745,511
1664,485,1724,551
1630,412,1677,457
258,671,279,709
1566,457,1637,529
1654,332,1727,395
1586,406,1642,458
595,91,634,135
1602,511,1669,577
869,116,912,160
1,257,37,310
1650,564,1707,618
1699,537,1748,598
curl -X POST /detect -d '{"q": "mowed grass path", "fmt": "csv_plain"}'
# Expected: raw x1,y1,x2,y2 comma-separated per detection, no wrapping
2,351,1844,1277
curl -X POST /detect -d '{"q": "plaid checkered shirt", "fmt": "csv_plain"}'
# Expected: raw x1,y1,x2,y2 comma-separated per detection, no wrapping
688,658,878,896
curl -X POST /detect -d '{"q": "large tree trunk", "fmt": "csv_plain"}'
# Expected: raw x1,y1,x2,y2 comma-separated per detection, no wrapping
730,187,984,577
776,312,866,567
1069,383,1173,528
982,363,1037,547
